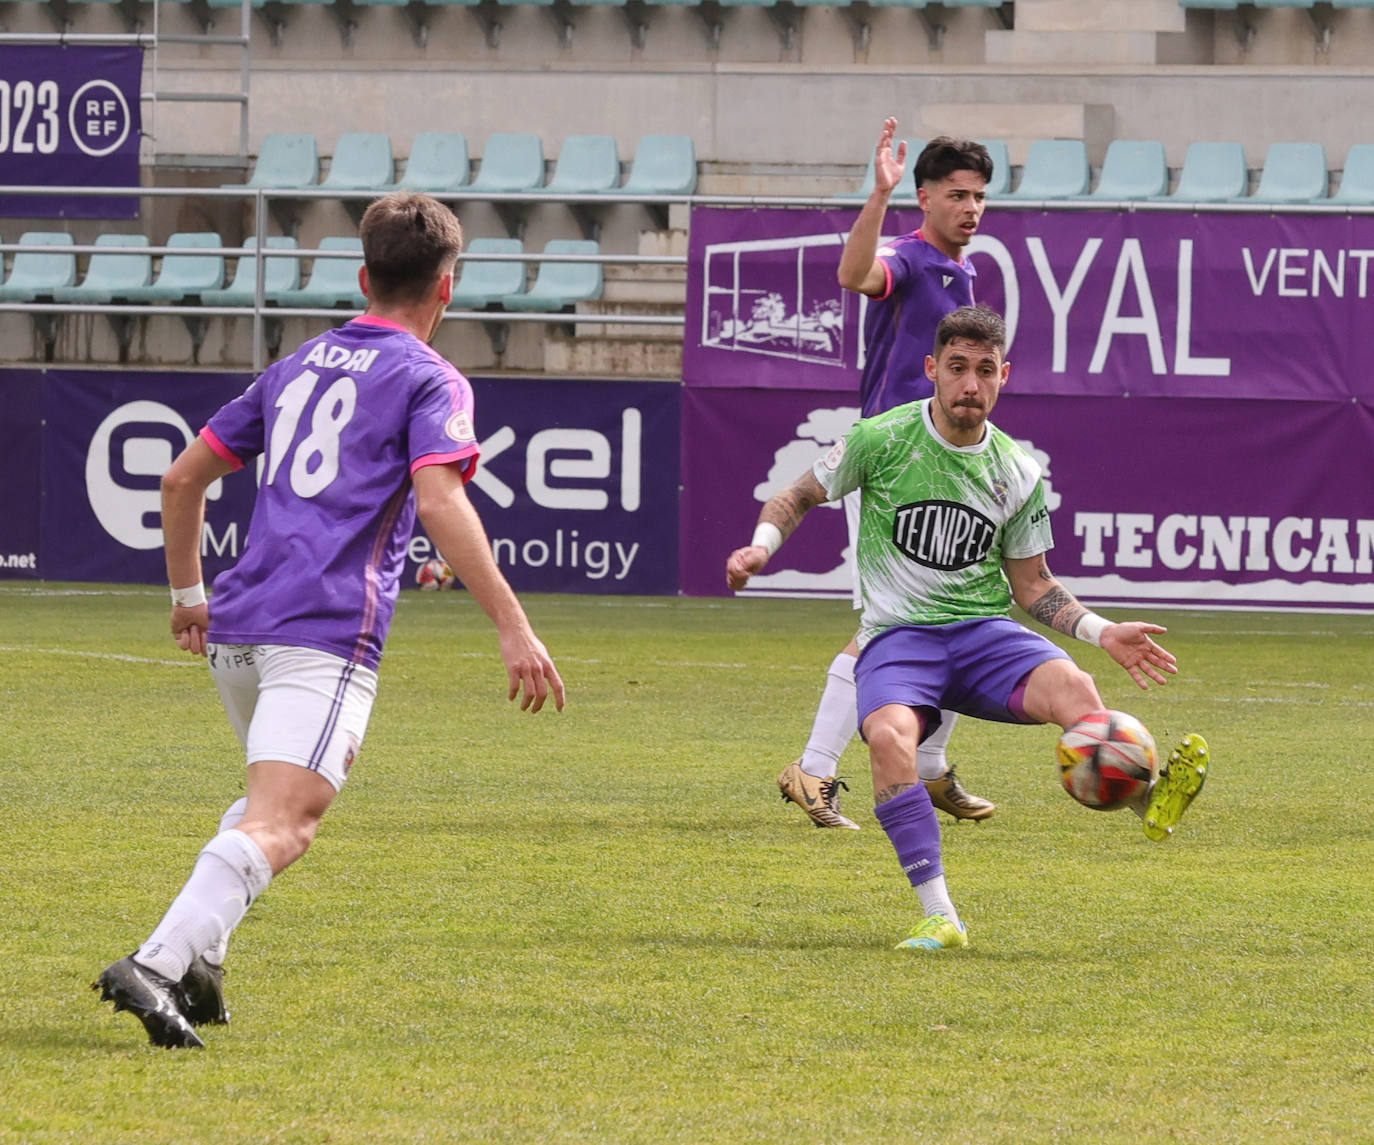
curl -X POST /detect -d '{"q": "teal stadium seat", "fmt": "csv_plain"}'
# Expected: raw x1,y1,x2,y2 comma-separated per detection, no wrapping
1177,1,1240,8
1007,139,1091,198
622,135,697,196
278,237,366,310
227,133,319,190
537,135,620,195
469,133,545,193
321,133,394,192
837,139,924,201
201,237,301,306
974,139,1012,197
1333,0,1374,7
1166,141,1248,201
450,238,526,309
0,233,76,302
1251,0,1314,7
1331,144,1374,203
1087,140,1169,200
51,234,151,303
501,239,602,312
395,133,470,192
1248,142,1328,202
120,233,225,303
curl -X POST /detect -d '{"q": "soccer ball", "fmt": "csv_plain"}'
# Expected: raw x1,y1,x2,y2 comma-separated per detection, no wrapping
415,558,455,591
1056,709,1157,811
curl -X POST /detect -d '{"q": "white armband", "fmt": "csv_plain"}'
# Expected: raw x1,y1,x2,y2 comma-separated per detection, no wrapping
751,522,783,557
171,582,207,608
1074,612,1111,647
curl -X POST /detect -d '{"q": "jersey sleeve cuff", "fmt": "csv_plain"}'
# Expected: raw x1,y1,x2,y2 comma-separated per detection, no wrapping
875,258,895,301
199,426,245,471
411,445,481,482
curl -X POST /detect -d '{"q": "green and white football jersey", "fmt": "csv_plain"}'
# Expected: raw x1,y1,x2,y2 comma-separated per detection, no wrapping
812,399,1053,647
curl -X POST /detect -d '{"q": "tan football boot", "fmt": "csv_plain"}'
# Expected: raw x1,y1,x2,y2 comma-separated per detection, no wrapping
923,767,996,821
777,760,861,829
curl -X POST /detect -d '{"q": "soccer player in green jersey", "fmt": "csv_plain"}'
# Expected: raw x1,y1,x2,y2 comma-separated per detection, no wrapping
727,306,1208,950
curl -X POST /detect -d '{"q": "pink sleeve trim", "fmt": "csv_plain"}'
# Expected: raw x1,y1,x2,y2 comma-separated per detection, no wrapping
874,258,895,302
411,445,481,483
200,426,245,471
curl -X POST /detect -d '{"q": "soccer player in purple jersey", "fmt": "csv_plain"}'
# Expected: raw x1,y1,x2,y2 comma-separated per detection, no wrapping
95,192,564,1049
776,121,1000,830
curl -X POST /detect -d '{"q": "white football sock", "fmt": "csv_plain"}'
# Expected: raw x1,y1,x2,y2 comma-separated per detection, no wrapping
799,652,858,779
135,828,272,982
914,874,960,926
201,798,248,966
916,710,960,782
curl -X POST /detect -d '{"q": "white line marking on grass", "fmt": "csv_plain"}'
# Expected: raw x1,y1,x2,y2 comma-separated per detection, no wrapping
0,645,196,667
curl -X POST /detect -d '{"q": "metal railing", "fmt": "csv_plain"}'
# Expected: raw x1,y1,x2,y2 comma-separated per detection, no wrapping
4,181,1374,371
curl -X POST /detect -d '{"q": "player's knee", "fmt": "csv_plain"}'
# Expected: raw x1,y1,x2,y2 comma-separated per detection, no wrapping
864,711,919,763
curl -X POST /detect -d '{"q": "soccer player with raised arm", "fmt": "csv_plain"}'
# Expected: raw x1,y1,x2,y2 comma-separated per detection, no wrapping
729,306,1208,951
776,121,999,830
94,192,564,1048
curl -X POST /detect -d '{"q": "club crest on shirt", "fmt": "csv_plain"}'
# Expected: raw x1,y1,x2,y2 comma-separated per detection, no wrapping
445,411,474,442
876,245,897,257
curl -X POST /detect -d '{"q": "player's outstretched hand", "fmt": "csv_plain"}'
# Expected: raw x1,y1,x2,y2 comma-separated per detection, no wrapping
726,545,770,592
501,630,565,713
170,603,210,657
873,116,908,196
1101,622,1177,690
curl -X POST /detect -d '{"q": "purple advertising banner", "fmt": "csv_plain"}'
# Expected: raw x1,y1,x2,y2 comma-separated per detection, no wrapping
0,370,42,578
0,47,142,220
685,206,1374,402
681,388,1374,612
6,369,679,595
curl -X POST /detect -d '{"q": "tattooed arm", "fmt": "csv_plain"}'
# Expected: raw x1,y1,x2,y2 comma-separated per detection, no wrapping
1004,553,1179,690
725,469,830,591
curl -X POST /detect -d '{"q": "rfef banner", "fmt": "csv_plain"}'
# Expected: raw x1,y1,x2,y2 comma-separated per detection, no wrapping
3,369,680,595
0,46,142,220
681,389,1374,612
685,206,1374,401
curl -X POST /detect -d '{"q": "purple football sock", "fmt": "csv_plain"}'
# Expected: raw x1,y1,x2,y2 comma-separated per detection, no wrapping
874,783,944,888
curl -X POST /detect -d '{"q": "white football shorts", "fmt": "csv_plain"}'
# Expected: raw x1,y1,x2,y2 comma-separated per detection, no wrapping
206,643,379,792
843,487,862,609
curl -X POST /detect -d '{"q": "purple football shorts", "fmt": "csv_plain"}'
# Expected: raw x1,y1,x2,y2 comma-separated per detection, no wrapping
854,617,1071,739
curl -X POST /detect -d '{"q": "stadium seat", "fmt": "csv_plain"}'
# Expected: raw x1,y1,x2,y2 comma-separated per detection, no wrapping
0,233,77,302
1086,140,1169,200
537,135,621,195
227,133,319,190
394,133,470,193
120,233,225,302
200,237,300,306
1007,139,1091,198
278,237,366,310
469,133,545,193
501,239,602,312
621,135,698,196
1248,142,1328,202
1165,141,1248,202
836,139,924,200
321,133,394,192
1250,0,1314,6
977,139,1012,197
1331,144,1374,203
51,234,151,303
450,237,526,309
1177,1,1240,7
1333,0,1374,7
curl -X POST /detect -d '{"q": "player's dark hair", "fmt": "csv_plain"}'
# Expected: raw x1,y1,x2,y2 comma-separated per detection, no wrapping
914,137,993,189
934,305,1006,356
359,192,464,305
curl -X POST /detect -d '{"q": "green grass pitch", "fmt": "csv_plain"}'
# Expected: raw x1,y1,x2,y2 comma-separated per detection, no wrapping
2,583,1373,1144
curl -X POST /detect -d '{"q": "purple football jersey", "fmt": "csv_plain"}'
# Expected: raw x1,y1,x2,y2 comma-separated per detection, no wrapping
201,316,480,669
859,230,977,418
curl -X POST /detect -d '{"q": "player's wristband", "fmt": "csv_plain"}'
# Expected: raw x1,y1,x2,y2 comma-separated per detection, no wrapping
751,523,783,557
1074,612,1111,647
171,582,207,608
